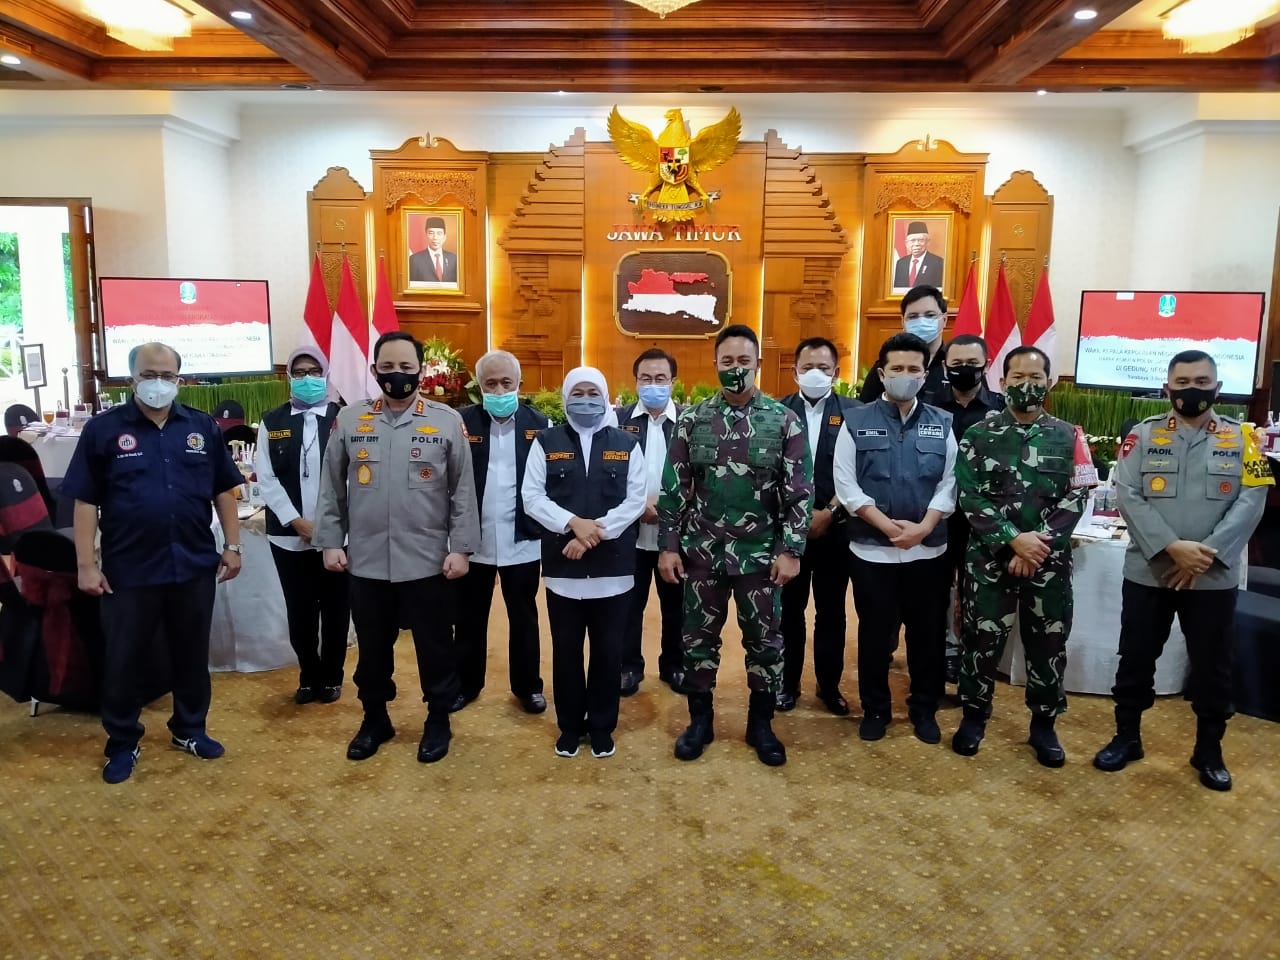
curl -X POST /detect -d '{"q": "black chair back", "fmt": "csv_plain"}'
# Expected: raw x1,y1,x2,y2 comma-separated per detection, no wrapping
4,404,39,437
0,436,56,517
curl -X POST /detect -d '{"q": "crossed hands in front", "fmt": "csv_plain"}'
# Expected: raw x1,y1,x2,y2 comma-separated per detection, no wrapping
563,516,608,560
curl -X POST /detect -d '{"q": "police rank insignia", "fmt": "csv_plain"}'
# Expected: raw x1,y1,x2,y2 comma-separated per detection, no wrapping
417,425,439,435
356,425,375,434
358,413,376,421
356,448,370,460
186,432,205,451
356,464,373,485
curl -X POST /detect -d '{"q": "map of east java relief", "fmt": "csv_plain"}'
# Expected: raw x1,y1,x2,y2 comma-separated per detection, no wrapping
622,269,718,324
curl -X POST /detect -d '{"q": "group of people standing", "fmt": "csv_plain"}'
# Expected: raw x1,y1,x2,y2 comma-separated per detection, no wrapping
67,282,1270,792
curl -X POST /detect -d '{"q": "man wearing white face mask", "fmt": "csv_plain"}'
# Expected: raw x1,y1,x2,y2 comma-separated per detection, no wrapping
65,341,245,784
859,285,950,404
834,332,958,745
777,337,862,715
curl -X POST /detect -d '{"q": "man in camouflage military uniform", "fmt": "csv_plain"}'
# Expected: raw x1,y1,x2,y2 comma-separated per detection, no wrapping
952,346,1088,766
1094,350,1272,792
658,324,813,767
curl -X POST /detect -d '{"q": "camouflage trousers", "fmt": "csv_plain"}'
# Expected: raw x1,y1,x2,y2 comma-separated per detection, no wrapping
682,566,784,694
958,549,1073,717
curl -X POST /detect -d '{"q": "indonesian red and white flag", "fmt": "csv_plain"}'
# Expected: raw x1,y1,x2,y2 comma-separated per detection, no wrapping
1024,267,1058,386
371,255,399,338
951,262,984,338
985,262,1021,393
301,254,332,359
329,257,375,404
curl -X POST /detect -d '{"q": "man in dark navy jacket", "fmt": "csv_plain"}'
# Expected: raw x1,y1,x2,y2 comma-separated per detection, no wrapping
65,342,244,784
777,337,862,715
453,350,550,713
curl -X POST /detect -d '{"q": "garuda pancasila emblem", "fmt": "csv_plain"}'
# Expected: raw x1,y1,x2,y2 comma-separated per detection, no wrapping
607,106,741,223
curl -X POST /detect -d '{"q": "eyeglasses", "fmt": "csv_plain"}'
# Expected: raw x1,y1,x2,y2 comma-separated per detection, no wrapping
138,372,179,383
290,370,324,379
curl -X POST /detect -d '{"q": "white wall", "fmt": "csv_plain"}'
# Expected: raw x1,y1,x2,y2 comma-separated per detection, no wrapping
162,127,234,278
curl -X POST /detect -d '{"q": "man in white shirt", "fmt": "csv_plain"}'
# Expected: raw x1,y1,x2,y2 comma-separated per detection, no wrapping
255,347,350,705
453,350,550,714
615,348,685,696
834,332,958,745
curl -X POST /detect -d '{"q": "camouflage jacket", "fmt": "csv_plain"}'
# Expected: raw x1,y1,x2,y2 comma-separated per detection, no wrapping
956,409,1086,559
658,389,813,576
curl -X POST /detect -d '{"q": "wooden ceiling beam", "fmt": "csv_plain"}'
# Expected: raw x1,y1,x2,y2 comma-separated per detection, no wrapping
1058,29,1273,60
966,0,1145,84
1023,58,1280,90
0,0,107,54
194,0,369,84
95,29,282,59
90,59,314,87
0,18,93,77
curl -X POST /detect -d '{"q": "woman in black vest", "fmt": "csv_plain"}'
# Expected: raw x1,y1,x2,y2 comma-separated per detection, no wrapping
522,367,646,759
255,347,350,704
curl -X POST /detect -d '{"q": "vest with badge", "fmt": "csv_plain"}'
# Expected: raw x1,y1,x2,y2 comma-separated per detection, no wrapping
460,402,547,542
780,391,862,509
537,424,639,579
261,402,340,536
843,400,953,548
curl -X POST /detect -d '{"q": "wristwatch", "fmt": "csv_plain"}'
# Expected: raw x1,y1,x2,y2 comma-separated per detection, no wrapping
223,544,244,555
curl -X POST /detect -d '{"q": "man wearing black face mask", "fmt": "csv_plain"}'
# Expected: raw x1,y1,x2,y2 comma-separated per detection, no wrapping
314,331,480,765
1094,350,1272,791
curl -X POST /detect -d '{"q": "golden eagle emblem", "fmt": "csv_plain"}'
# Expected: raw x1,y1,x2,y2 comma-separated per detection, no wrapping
607,106,741,222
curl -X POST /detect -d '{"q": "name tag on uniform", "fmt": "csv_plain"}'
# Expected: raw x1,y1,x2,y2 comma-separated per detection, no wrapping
623,425,641,433
917,424,944,439
525,429,540,440
547,451,574,461
468,435,484,444
603,450,629,462
267,429,291,440
828,416,843,426
856,429,888,438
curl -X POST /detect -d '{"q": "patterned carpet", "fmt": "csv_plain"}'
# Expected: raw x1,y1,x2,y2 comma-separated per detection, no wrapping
1,591,1277,960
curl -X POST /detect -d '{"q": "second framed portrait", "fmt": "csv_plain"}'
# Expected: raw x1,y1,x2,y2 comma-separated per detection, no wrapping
887,212,953,298
404,208,464,295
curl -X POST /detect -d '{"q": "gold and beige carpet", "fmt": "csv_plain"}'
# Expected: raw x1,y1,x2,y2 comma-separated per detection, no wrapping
1,594,1276,960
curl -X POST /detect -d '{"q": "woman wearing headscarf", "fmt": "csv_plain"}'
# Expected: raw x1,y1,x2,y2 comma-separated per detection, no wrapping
522,366,646,758
255,347,350,704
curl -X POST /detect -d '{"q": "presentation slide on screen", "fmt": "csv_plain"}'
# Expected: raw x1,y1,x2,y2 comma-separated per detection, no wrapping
100,278,273,378
1075,291,1262,396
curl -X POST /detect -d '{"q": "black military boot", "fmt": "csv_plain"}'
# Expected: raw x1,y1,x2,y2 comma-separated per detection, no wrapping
674,692,715,761
1093,715,1143,772
950,708,987,757
1028,713,1066,768
745,691,787,767
1190,718,1231,792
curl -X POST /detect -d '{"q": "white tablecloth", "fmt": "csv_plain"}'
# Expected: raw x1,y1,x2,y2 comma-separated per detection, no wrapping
209,510,297,673
18,429,81,479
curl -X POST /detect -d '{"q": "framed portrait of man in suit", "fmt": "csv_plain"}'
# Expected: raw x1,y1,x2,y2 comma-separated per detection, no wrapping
404,208,464,294
887,212,952,298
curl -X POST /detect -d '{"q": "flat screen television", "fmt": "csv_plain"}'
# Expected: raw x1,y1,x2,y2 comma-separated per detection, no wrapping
1074,290,1265,400
98,277,274,379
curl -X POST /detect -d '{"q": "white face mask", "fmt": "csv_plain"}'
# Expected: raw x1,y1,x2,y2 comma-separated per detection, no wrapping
796,368,833,400
135,377,178,409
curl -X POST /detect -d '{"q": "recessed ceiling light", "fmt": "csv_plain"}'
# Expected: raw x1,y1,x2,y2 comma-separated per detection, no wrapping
279,82,313,90
0,53,21,66
229,10,253,21
1074,8,1098,20
1036,89,1048,96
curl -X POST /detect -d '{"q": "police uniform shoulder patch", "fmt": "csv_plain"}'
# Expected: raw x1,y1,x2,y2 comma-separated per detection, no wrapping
1120,434,1138,458
415,399,425,416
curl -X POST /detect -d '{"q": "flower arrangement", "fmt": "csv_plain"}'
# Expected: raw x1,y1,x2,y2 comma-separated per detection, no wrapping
1083,433,1120,481
419,336,478,406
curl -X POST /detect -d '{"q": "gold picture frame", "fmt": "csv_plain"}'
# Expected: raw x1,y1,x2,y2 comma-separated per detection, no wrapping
886,211,954,299
403,207,465,296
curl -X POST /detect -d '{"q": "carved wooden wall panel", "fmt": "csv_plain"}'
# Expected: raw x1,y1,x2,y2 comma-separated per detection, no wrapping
307,166,371,317
987,170,1053,327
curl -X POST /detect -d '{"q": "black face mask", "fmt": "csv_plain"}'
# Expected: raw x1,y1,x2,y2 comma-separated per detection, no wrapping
1168,386,1217,418
946,366,983,392
376,370,419,399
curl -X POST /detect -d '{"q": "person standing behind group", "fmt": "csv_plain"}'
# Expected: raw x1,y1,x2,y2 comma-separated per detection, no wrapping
934,334,1005,683
777,337,861,715
314,331,479,765
256,347,350,706
1094,350,1272,791
858,285,949,404
834,332,956,745
951,345,1086,766
66,342,244,784
523,367,646,759
616,348,686,696
659,324,813,767
453,349,550,715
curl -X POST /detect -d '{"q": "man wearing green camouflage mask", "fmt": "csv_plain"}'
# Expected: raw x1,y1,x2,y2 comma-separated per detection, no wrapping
951,345,1088,768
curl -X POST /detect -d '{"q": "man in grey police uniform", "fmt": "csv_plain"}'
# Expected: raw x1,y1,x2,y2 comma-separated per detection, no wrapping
1094,350,1272,791
314,331,480,765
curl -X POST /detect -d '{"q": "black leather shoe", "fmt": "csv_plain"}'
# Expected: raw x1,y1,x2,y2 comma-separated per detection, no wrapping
1028,720,1066,768
317,684,342,704
818,690,851,717
620,671,641,697
346,719,394,760
945,655,961,685
1093,735,1143,772
665,670,692,694
859,712,890,741
910,711,941,744
418,722,451,764
294,686,317,705
1190,752,1232,792
519,692,547,714
951,716,986,756
775,691,798,712
447,692,469,713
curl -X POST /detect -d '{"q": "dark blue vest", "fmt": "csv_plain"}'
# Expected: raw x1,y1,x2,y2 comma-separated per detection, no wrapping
844,399,952,549
261,401,339,537
537,424,639,579
459,402,547,543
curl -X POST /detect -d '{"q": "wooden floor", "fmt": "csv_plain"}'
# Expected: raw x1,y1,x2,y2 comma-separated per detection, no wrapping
1,585,1277,960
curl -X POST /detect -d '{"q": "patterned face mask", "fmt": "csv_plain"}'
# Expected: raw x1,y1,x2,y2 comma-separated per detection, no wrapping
718,366,754,393
1006,381,1048,412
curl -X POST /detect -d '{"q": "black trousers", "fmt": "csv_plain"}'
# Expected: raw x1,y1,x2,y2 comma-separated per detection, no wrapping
454,560,543,699
270,545,351,689
348,574,458,718
545,589,625,738
1113,580,1236,731
780,529,851,697
100,576,216,755
621,548,684,678
849,552,950,717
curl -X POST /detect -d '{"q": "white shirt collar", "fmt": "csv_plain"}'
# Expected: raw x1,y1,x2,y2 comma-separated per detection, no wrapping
630,399,677,423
